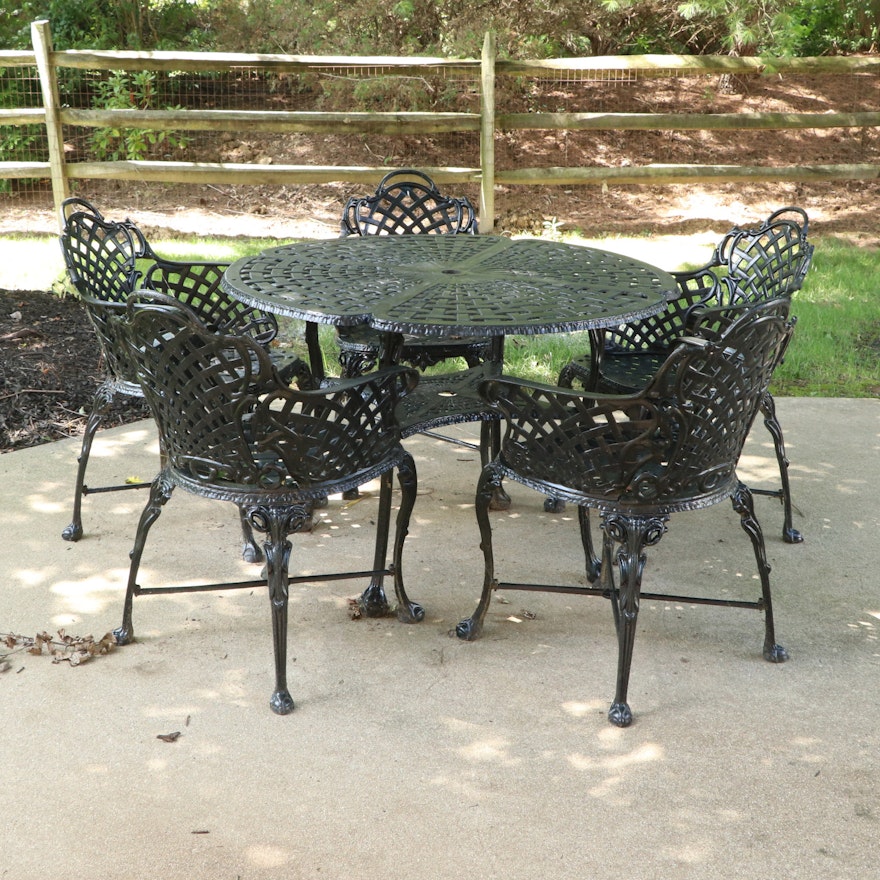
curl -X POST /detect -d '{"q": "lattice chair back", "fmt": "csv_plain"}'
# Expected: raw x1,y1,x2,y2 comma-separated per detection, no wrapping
121,292,416,498
60,210,144,389
718,206,813,306
60,209,142,305
490,300,795,512
142,259,279,348
341,169,478,236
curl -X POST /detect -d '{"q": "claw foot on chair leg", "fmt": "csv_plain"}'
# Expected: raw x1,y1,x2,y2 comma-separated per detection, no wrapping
455,617,483,641
783,525,804,544
62,521,83,542
608,701,633,727
242,540,264,564
543,496,566,514
359,582,390,618
270,689,295,715
113,624,133,646
764,642,789,663
396,601,425,624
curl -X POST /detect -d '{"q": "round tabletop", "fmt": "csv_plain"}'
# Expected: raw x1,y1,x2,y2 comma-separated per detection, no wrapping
222,235,675,337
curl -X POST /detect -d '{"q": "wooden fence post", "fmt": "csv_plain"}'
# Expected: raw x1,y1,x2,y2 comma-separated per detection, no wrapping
480,31,496,233
31,19,68,220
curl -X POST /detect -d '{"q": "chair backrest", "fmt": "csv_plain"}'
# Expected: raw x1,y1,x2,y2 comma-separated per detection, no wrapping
120,292,413,494
60,210,141,304
341,169,478,236
718,206,813,305
636,299,796,501
142,258,279,346
488,301,795,510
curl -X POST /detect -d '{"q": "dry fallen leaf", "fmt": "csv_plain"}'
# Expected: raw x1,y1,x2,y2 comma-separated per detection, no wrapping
157,731,182,743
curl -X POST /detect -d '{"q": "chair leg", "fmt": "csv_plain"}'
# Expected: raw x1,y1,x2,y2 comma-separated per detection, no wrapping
62,383,114,542
483,420,511,511
577,506,601,583
239,508,264,564
730,482,789,664
359,470,394,618
601,513,668,727
456,463,501,640
760,391,803,544
113,472,174,646
244,502,313,715
390,452,424,623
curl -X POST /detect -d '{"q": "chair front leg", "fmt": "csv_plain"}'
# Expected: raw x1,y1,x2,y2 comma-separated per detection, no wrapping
245,502,313,715
456,463,502,641
113,471,174,646
730,482,789,664
602,513,668,727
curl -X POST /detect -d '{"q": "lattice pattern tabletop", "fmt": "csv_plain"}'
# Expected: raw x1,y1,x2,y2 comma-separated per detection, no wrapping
222,236,675,337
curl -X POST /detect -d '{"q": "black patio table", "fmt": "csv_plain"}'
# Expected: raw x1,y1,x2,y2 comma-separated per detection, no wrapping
221,235,676,379
221,234,676,612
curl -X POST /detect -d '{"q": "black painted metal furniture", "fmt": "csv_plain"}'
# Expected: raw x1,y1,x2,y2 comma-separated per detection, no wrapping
456,298,796,727
336,169,493,378
113,292,422,714
59,204,149,543
59,198,309,552
222,235,675,511
556,207,813,541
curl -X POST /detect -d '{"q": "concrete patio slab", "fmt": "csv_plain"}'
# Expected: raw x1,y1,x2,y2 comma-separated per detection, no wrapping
1,397,878,879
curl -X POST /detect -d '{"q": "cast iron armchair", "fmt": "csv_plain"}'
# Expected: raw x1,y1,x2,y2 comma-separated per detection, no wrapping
457,299,796,727
336,169,494,378
59,198,310,552
556,207,813,542
113,292,422,714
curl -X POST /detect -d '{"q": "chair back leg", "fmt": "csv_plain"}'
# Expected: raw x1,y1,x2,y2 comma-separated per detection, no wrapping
730,482,789,663
389,453,423,623
62,382,118,542
456,462,504,641
758,391,803,543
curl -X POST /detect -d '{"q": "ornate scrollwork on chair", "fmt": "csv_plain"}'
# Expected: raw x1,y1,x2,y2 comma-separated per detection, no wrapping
113,292,422,714
555,206,813,542
457,299,796,727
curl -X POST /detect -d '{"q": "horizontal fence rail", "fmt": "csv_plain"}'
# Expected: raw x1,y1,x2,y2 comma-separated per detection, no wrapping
1,20,879,228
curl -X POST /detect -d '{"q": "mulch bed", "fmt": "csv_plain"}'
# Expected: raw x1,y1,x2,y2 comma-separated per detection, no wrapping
0,288,149,452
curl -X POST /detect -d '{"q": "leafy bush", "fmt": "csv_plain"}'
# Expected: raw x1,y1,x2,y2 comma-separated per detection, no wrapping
89,71,190,161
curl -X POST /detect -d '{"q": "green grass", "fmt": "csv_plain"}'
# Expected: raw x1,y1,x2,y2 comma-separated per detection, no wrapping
9,231,880,398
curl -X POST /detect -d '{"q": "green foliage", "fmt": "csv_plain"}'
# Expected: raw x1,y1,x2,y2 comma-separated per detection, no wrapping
89,71,191,161
675,0,879,55
6,0,879,56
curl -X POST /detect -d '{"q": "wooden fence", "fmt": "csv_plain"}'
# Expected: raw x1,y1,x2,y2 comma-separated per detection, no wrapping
2,20,879,229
